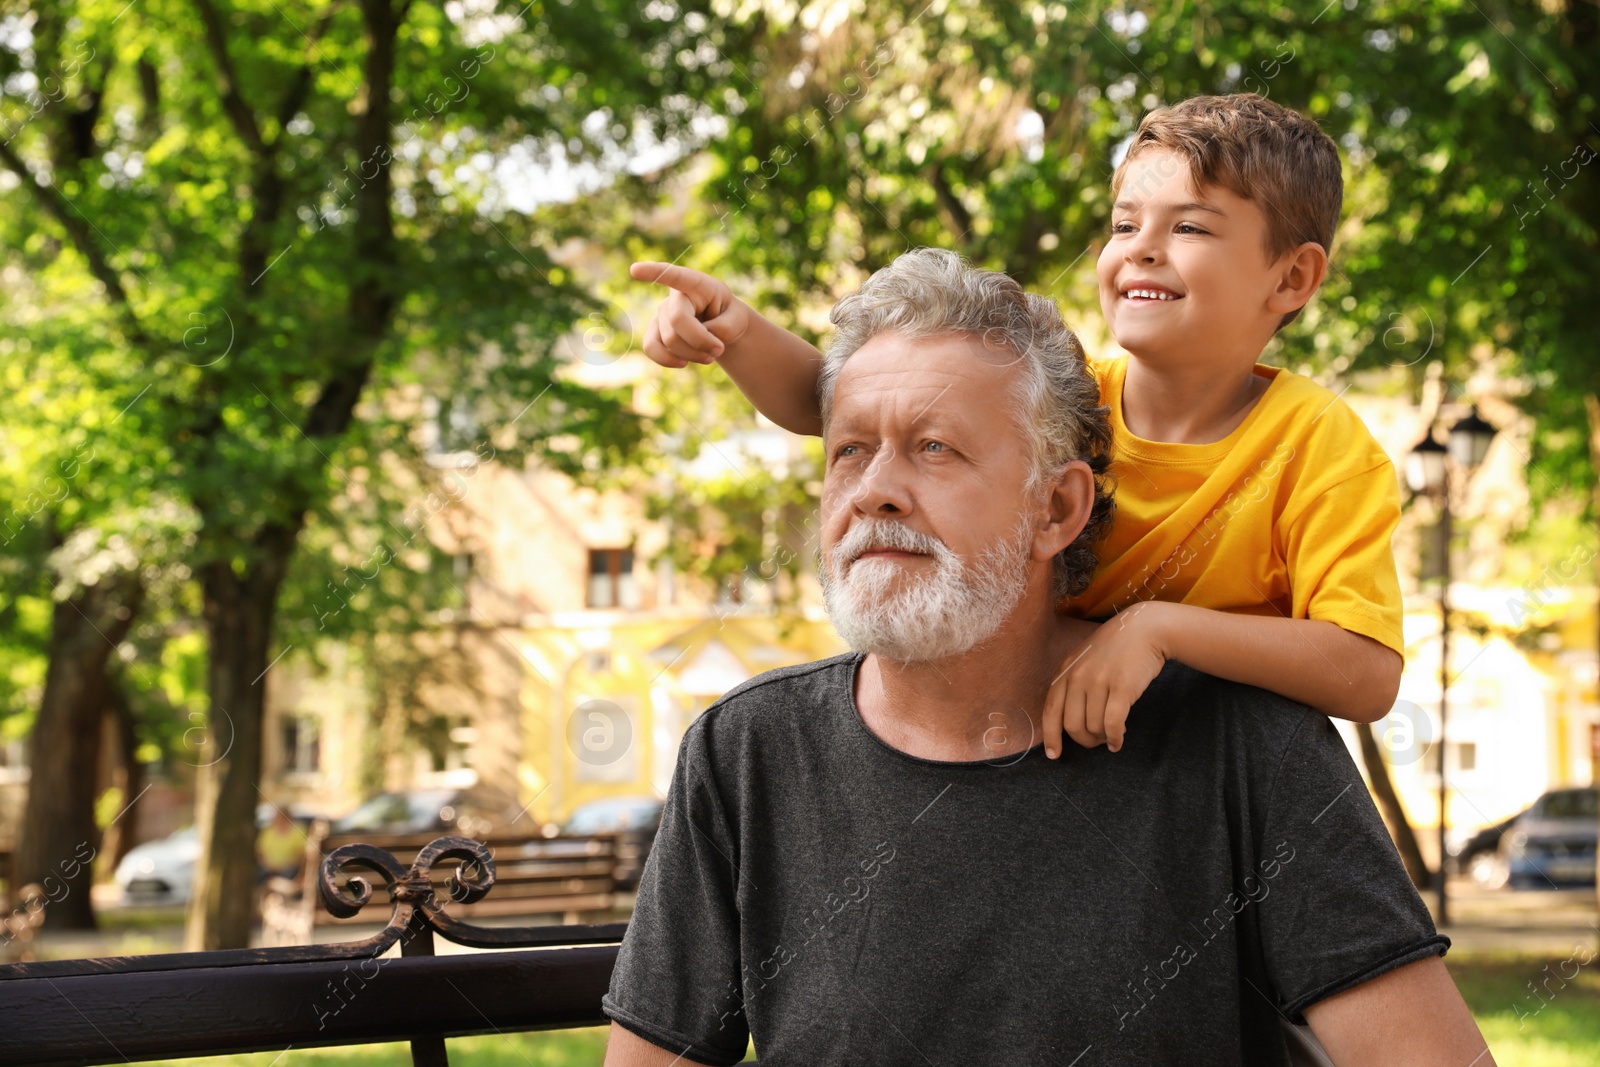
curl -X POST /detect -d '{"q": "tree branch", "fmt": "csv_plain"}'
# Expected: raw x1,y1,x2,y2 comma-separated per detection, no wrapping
192,0,266,155
928,162,975,242
269,0,401,524
0,138,151,350
273,5,342,135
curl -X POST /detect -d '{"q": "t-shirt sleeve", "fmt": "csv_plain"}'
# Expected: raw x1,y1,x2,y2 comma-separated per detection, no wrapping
601,721,749,1065
1281,459,1406,656
1253,713,1449,1023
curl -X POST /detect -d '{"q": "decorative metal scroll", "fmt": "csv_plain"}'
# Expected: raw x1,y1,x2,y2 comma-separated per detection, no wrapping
0,836,629,983
319,834,629,953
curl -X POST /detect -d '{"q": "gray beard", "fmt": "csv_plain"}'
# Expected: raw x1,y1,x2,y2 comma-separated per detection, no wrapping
819,516,1034,665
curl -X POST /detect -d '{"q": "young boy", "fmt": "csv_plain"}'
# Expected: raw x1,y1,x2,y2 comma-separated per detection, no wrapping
628,94,1404,758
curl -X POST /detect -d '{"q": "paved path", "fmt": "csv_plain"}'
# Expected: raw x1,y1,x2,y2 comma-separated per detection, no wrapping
29,883,1600,961
1428,880,1600,956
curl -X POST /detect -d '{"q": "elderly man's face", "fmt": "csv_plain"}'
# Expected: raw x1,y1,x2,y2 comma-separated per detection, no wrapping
819,331,1048,663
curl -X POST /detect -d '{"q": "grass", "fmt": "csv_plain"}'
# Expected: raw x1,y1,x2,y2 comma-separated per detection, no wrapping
1447,951,1600,1067
122,952,1599,1066
136,1031,617,1067
134,1028,758,1066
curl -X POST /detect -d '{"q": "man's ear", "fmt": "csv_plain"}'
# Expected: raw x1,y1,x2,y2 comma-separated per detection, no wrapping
1033,459,1096,564
1267,241,1329,316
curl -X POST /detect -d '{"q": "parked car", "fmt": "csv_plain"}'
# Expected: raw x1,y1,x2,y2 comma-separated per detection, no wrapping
114,825,201,906
563,796,664,835
1494,787,1598,889
328,785,523,839
115,805,298,906
562,796,663,890
1447,810,1524,887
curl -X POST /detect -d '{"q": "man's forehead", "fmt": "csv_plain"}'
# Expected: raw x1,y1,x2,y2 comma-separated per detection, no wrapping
828,333,1016,435
837,331,1020,381
826,393,980,437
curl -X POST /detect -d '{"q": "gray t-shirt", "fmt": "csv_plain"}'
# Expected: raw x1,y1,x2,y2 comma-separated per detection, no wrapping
603,652,1446,1065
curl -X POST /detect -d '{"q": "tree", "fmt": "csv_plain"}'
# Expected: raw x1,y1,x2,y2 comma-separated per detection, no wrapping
1,0,745,947
0,241,179,925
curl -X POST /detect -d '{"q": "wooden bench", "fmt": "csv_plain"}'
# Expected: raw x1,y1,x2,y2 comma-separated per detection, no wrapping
0,836,632,1066
312,828,635,920
0,881,46,964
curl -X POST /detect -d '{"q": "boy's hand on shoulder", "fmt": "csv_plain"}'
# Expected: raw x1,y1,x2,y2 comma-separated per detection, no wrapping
1043,602,1172,757
630,261,754,368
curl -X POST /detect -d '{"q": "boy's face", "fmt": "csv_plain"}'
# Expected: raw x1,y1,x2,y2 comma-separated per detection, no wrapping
1096,149,1303,367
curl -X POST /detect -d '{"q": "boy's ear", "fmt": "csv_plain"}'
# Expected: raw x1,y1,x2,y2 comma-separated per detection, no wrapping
1267,241,1330,316
1033,459,1096,564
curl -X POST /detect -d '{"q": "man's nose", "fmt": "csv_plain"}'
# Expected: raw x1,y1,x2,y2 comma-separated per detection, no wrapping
849,444,913,516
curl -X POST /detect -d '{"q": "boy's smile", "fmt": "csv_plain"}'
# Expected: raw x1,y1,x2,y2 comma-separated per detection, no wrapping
1117,279,1184,304
1097,149,1313,368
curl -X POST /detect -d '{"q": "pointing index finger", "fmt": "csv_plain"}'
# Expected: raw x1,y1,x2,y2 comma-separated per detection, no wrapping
629,261,717,302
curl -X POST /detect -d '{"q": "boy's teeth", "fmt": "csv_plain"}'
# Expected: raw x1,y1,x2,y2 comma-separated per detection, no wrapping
1127,289,1174,300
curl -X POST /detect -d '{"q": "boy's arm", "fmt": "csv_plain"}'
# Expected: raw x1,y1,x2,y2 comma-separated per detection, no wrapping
630,261,825,437
1044,601,1402,755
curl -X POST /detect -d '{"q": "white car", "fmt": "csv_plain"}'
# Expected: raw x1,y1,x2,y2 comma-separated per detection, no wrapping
114,826,201,906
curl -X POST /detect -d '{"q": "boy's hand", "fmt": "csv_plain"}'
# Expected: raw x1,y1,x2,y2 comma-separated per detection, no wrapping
630,261,754,368
1043,602,1171,756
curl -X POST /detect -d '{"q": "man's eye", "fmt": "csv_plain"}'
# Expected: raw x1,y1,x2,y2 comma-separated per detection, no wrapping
924,441,948,453
834,444,860,459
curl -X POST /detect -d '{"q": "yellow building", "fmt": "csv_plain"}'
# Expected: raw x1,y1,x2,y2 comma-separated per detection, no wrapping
514,613,845,826
261,376,836,827
1342,593,1599,856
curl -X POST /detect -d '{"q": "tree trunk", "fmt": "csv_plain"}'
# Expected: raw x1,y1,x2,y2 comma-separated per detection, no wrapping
1354,721,1433,889
12,574,142,929
99,674,145,871
184,557,291,951
183,0,401,950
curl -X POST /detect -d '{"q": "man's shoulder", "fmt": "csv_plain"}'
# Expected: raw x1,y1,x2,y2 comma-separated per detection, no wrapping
688,651,858,742
1141,660,1332,759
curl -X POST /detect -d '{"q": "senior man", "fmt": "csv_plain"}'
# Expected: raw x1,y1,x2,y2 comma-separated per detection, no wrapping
602,249,1491,1065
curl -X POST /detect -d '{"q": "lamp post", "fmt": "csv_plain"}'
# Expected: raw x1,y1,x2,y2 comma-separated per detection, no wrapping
1405,405,1495,928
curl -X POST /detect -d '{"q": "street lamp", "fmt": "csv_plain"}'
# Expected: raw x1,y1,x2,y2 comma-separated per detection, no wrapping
1405,404,1496,928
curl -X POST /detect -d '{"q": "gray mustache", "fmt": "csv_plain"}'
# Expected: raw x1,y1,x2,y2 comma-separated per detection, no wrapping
840,521,946,562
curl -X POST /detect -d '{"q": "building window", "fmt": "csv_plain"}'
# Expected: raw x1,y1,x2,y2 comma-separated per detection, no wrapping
587,548,637,609
1455,741,1476,773
281,715,321,776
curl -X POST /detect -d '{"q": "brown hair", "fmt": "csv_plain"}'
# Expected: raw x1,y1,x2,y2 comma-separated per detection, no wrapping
1112,93,1343,327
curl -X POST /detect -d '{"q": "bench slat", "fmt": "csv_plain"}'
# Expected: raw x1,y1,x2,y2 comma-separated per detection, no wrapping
0,946,620,1066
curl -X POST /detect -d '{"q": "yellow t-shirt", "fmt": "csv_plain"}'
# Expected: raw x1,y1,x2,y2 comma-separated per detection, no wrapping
1064,356,1405,656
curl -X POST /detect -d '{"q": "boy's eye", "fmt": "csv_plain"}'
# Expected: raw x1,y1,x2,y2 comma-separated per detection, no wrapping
1175,223,1208,235
1110,221,1135,234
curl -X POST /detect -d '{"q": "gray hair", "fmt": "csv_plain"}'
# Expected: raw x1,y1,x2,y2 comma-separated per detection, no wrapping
817,248,1115,601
